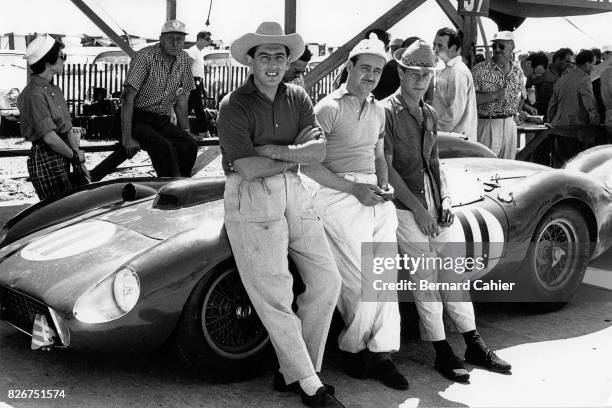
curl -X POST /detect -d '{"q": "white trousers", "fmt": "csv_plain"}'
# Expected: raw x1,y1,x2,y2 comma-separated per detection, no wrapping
477,117,517,159
312,173,401,354
396,208,476,342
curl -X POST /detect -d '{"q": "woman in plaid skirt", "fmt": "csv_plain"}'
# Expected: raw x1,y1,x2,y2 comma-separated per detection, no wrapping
18,34,90,200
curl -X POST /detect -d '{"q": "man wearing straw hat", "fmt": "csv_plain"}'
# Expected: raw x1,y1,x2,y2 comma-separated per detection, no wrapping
217,22,344,408
120,19,198,177
384,40,511,383
302,34,409,391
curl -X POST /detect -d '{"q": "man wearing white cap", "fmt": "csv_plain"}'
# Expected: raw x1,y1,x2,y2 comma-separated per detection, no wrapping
384,40,511,383
471,31,534,159
218,22,343,407
18,34,90,200
120,19,197,177
302,35,408,391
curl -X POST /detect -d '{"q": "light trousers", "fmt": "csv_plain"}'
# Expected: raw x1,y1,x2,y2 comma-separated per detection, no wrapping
224,173,342,384
312,173,401,354
396,208,476,342
477,117,517,159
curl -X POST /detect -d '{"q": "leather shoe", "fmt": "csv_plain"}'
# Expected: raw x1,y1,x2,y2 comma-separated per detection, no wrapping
343,350,373,379
273,370,300,393
370,358,409,390
465,345,511,373
273,371,335,395
301,386,345,407
434,353,470,383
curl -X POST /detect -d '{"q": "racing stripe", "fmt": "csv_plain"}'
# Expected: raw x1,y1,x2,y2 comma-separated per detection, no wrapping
473,208,490,268
456,212,474,266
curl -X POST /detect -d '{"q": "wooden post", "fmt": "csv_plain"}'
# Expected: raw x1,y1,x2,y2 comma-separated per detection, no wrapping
285,0,297,34
304,0,427,90
462,14,478,68
69,0,135,57
435,0,464,29
166,0,177,20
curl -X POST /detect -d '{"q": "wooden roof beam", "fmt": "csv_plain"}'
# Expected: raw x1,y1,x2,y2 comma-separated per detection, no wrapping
304,0,427,90
435,0,464,28
68,0,135,57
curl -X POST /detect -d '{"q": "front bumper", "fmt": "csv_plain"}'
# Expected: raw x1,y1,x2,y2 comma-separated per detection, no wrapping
0,108,19,120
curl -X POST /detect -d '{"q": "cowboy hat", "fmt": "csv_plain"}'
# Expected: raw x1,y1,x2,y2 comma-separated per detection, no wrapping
393,40,444,71
230,22,304,66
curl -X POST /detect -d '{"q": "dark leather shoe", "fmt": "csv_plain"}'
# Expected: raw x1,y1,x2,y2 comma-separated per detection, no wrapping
274,371,335,395
343,350,373,379
370,358,409,390
434,353,470,383
465,345,512,373
301,386,345,407
273,370,300,393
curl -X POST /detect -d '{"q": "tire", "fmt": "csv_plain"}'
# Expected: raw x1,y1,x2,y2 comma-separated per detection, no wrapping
520,205,590,310
169,262,271,380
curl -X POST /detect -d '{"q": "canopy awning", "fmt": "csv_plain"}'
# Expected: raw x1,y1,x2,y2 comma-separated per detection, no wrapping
489,0,612,30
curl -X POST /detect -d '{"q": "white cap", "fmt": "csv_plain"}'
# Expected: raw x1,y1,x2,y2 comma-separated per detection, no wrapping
24,34,56,65
161,19,188,35
491,31,514,42
602,44,612,53
348,33,387,62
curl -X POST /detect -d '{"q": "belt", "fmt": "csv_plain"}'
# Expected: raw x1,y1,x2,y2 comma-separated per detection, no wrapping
479,114,514,119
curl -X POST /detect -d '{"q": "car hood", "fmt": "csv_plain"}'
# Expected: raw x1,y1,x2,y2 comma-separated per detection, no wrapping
442,158,550,206
93,198,225,240
0,219,158,313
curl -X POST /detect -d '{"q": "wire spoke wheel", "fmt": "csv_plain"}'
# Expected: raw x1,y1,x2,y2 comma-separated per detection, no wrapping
533,217,578,291
201,268,269,359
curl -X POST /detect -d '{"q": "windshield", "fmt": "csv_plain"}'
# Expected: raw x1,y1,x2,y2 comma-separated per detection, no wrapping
0,54,26,69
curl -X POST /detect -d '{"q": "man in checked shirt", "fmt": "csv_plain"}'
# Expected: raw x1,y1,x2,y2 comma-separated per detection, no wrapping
120,19,198,177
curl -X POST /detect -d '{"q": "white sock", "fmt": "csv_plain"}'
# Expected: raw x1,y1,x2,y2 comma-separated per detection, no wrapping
299,374,324,396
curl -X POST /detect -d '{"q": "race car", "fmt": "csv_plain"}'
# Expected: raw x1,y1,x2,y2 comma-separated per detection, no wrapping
1,136,611,378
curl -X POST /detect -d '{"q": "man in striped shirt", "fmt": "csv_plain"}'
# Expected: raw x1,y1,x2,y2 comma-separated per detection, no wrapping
120,19,198,177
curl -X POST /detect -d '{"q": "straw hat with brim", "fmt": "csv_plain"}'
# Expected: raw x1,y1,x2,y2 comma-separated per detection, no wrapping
24,34,57,65
230,22,304,66
393,40,444,71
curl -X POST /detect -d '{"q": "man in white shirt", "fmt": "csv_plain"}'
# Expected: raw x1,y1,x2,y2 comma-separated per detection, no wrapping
187,31,212,137
432,27,477,141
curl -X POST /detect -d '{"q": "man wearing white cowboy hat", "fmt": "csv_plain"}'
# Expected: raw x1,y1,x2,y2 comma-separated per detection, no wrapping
471,30,535,159
302,34,408,391
384,40,511,383
217,22,344,408
120,19,198,177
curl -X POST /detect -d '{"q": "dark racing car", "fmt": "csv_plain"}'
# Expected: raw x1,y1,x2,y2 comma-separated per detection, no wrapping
1,136,611,377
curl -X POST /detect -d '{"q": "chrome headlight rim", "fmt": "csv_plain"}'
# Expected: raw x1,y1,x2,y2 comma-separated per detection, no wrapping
73,266,141,324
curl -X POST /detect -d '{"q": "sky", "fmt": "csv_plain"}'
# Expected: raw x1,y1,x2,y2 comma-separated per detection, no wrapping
2,0,612,52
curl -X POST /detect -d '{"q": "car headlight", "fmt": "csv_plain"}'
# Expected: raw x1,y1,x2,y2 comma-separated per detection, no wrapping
73,266,140,324
8,88,19,100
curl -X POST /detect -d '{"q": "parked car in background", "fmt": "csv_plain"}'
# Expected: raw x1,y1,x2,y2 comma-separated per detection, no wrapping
0,50,26,135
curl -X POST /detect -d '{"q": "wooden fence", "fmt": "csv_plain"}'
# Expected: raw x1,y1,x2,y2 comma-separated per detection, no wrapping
55,63,342,116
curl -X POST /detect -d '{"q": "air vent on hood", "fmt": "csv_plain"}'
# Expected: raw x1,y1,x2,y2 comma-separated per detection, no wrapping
152,177,226,209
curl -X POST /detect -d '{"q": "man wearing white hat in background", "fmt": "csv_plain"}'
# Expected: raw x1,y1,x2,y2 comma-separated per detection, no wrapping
302,35,408,391
120,19,197,177
384,40,511,383
471,31,535,159
217,22,343,407
18,34,90,200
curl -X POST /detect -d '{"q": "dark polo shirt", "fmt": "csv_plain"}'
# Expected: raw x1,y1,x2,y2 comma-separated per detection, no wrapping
217,75,317,175
383,92,442,213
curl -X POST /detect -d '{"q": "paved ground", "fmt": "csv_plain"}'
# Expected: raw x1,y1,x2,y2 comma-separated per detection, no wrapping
0,201,611,408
